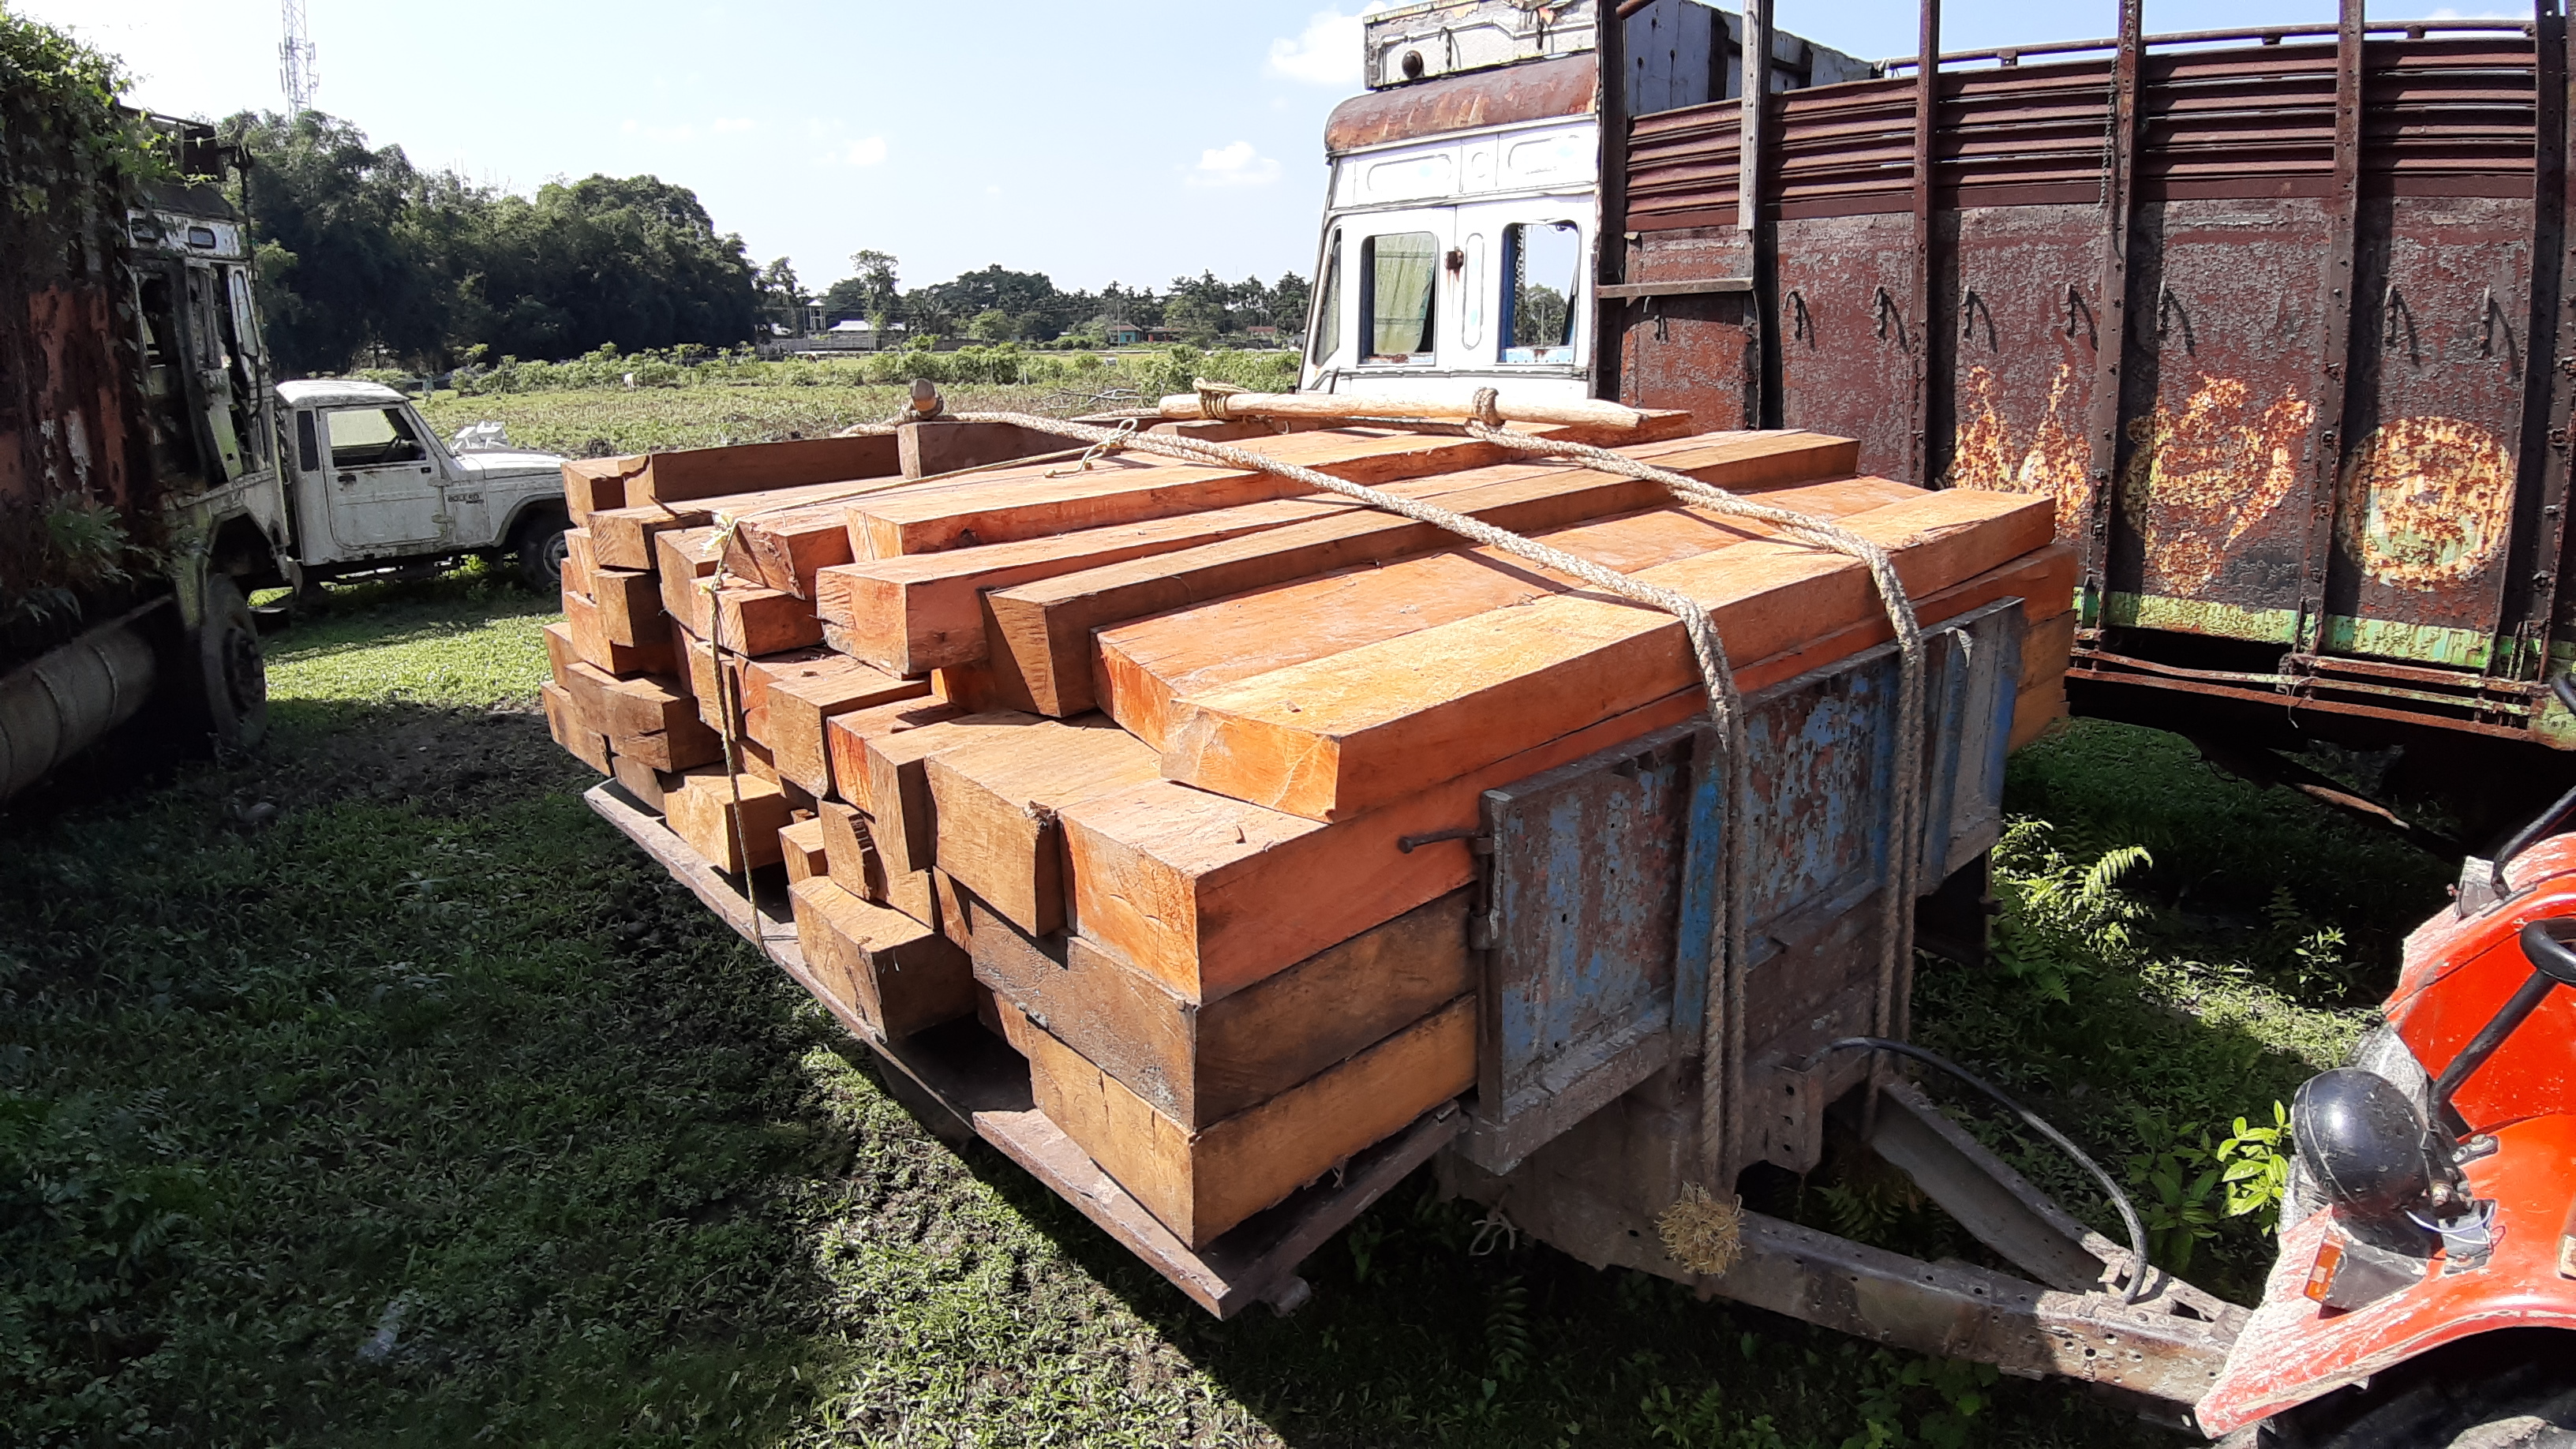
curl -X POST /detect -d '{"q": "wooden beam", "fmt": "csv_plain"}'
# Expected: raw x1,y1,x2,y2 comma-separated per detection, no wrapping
562,591,676,676
624,432,900,507
1095,477,1922,752
1151,391,1651,430
1003,993,1477,1249
822,698,966,811
1062,543,2077,1002
898,419,1088,477
816,800,940,929
972,891,1473,1131
748,654,928,797
541,683,611,774
664,768,792,874
562,528,596,596
1161,490,2056,822
657,528,724,623
922,718,1163,936
560,456,640,526
984,430,1863,717
790,876,975,1040
781,818,829,886
857,710,1043,874
590,567,664,649
844,416,1693,560
815,436,1733,678
586,477,856,571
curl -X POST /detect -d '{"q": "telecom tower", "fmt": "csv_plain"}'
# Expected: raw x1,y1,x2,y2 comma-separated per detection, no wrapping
279,0,318,119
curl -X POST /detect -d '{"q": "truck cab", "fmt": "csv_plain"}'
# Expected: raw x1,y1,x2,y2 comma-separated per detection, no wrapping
275,380,571,590
1299,0,1869,406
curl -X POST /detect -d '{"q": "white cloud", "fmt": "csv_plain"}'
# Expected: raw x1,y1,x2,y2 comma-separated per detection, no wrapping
1266,5,1388,88
841,136,889,167
713,117,756,134
1187,140,1282,189
2421,7,2522,16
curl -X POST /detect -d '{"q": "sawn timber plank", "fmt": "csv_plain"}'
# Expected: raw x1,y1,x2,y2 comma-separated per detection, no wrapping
920,717,1163,936
983,429,1860,717
1002,994,1477,1249
822,698,967,812
748,654,929,796
1159,489,2057,822
970,890,1473,1130
1096,476,1920,752
579,781,1464,1320
842,414,1693,560
624,432,900,508
1061,544,2078,1002
791,876,975,1039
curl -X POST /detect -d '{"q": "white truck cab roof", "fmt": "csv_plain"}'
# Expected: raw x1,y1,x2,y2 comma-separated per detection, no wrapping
277,379,410,410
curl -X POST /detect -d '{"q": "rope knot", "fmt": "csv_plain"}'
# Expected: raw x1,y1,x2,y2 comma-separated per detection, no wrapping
1469,387,1505,432
1193,377,1245,421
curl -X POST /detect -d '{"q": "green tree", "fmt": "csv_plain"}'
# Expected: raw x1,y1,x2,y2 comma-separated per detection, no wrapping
229,110,758,373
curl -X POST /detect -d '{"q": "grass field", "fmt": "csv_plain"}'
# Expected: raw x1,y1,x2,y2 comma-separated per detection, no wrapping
417,384,1105,459
0,392,2465,1444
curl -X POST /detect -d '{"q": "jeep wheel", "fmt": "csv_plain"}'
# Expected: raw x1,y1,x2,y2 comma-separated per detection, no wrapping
514,511,571,593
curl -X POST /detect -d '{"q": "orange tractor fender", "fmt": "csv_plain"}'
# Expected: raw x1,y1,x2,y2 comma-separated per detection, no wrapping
2199,834,2576,1435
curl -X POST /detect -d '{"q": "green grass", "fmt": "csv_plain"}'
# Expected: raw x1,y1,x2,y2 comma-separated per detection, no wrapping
0,567,2460,1446
416,384,1093,459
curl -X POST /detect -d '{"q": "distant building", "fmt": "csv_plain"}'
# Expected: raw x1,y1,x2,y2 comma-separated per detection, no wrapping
1144,324,1184,344
1102,320,1145,346
1247,324,1281,344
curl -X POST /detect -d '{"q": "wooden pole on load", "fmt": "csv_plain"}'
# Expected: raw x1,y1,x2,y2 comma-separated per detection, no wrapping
1151,391,1652,429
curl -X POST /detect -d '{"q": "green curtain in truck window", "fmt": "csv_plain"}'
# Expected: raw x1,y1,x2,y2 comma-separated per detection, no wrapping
1367,232,1438,361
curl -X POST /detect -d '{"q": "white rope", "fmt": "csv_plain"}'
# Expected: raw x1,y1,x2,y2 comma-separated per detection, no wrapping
938,393,1931,1181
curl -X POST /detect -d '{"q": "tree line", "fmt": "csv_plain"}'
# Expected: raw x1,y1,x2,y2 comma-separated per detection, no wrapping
234,110,1309,377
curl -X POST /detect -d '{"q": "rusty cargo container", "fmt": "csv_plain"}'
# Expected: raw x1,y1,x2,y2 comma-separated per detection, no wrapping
1599,2,2576,796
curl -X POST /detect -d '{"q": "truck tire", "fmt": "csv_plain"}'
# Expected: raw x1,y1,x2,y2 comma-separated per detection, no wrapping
195,573,268,753
2257,1331,2576,1447
513,511,570,593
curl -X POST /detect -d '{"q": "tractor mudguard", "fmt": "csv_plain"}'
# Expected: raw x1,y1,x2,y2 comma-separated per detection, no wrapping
2200,1112,2576,1433
2201,834,2576,1435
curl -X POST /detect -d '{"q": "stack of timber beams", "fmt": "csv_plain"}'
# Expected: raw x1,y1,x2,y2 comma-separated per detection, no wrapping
543,411,2076,1253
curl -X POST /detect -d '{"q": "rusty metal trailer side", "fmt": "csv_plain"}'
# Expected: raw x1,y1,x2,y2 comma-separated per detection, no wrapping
1604,3,2576,772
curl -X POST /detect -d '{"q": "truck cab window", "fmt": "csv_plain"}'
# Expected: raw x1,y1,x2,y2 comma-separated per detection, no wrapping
1363,232,1439,363
328,406,427,468
1310,233,1343,367
1503,221,1582,365
294,410,320,473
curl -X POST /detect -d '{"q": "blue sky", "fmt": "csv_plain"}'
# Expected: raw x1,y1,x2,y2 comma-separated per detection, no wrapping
17,0,2505,296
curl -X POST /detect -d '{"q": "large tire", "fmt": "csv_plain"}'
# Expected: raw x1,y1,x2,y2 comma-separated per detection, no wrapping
2260,1331,2576,1448
195,573,268,754
513,510,570,593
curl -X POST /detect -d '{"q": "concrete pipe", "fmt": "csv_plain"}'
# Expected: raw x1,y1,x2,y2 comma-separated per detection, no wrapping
0,616,159,803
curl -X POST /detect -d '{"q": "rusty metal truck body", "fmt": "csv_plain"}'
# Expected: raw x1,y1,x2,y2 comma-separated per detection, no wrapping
1598,2,2576,777
1304,2,2576,788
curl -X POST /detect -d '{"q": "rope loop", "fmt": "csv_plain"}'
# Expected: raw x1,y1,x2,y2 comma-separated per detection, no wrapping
1192,377,1245,421
1049,416,1137,477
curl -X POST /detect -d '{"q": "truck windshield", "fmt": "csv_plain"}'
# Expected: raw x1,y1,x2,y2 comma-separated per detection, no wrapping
328,406,428,468
1504,221,1582,365
1364,232,1438,363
